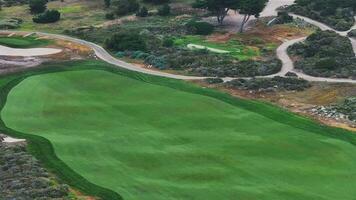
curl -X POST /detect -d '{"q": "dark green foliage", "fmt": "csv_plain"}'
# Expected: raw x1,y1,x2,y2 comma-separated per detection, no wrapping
136,6,148,17
226,76,311,91
29,0,47,14
104,0,111,8
204,78,224,84
162,37,174,47
288,0,356,31
275,11,293,24
186,20,214,35
157,4,171,16
143,0,169,4
112,0,139,16
105,12,115,20
33,9,61,23
105,31,147,51
289,30,356,78
347,29,356,37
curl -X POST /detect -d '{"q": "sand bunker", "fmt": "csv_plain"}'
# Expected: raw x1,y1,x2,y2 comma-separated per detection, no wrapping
0,45,62,57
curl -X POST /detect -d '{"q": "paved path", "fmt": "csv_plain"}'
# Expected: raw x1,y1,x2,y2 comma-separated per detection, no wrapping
1,1,356,83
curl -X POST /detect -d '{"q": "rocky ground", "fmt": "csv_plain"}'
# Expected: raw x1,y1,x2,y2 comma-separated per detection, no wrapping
0,135,71,200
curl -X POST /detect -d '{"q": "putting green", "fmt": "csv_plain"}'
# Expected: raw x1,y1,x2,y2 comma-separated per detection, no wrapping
2,67,356,200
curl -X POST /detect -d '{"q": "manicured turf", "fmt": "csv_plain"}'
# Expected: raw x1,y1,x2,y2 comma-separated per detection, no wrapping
1,61,356,200
174,35,259,60
0,36,51,48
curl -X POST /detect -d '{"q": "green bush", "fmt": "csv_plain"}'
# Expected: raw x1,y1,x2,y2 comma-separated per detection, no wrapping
105,31,147,51
105,12,115,20
162,37,174,47
29,0,47,14
186,20,214,35
112,0,139,16
136,6,148,17
157,4,171,16
33,10,61,23
143,0,169,4
0,18,23,29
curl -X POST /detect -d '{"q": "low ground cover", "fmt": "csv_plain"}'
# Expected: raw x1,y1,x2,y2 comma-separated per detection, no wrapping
0,35,51,48
1,60,356,200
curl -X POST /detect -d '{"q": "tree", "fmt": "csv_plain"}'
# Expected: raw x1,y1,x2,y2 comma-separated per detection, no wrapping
29,0,47,14
193,0,240,25
104,0,111,8
112,0,139,16
237,0,267,32
136,6,148,17
157,4,170,16
105,31,147,51
33,9,61,23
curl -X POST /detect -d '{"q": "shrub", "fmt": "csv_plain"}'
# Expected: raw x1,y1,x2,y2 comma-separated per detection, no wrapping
136,6,148,17
105,31,147,51
105,12,115,20
143,0,169,4
347,29,356,37
33,10,61,23
112,0,139,16
275,11,293,24
204,78,224,84
0,18,23,29
157,4,171,16
162,37,174,47
29,0,47,14
186,20,214,35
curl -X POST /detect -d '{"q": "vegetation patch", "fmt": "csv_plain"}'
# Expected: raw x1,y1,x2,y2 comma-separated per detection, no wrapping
287,0,356,31
1,60,356,200
0,141,71,199
225,76,311,92
0,35,51,48
174,35,259,60
288,30,356,79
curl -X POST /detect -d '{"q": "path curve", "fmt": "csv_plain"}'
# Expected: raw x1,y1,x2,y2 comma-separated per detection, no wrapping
1,4,356,83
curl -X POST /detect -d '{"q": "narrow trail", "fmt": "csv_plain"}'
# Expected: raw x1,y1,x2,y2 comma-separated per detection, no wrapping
1,2,356,83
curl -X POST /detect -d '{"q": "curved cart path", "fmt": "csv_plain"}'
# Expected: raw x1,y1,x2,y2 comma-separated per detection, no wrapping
1,3,356,83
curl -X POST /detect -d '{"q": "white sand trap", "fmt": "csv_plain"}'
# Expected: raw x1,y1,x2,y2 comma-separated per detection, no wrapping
187,44,230,53
0,45,62,57
2,136,25,143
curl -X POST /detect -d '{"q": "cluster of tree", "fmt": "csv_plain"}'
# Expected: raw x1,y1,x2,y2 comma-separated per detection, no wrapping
289,30,356,79
0,142,70,199
225,76,311,91
104,0,170,18
29,0,61,23
288,0,356,31
192,0,268,32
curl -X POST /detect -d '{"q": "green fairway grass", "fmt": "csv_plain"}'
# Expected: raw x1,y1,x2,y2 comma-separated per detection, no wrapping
0,35,51,48
174,35,259,60
1,61,356,200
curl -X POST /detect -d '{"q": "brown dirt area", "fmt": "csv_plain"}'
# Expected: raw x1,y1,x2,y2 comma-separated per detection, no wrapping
192,80,356,132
